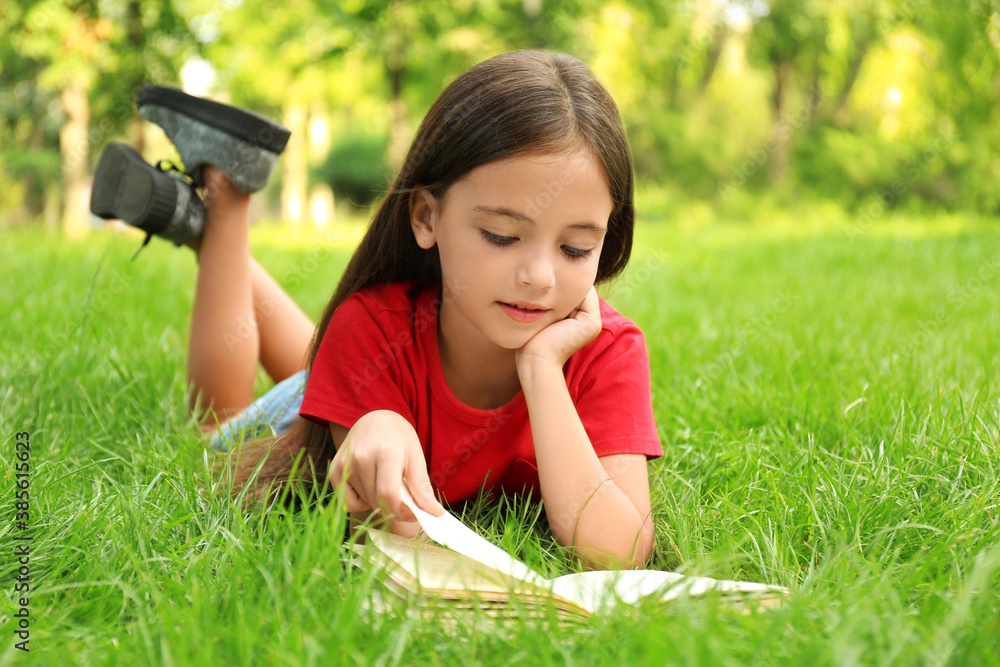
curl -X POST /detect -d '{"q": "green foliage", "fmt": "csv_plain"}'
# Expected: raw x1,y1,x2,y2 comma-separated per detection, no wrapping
1,147,62,180
796,127,937,206
5,1,1000,224
312,130,391,208
944,121,1000,213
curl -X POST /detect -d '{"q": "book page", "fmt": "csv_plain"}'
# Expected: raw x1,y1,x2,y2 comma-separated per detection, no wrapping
357,532,593,617
366,529,541,598
550,570,786,613
398,485,789,614
399,486,550,588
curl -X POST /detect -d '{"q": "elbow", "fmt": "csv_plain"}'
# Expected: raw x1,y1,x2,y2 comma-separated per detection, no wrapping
567,515,656,571
630,518,656,568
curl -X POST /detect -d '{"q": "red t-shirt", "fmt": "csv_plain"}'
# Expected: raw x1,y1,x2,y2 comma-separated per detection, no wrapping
300,281,662,504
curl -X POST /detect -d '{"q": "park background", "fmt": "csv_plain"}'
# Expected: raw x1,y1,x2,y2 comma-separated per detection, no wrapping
3,1,1000,665
3,0,1000,230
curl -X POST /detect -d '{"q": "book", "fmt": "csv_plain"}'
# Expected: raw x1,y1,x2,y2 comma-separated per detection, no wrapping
350,488,790,622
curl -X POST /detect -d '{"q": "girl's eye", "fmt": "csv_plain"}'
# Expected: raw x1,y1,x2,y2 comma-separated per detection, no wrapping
481,230,517,246
562,245,594,260
481,230,593,260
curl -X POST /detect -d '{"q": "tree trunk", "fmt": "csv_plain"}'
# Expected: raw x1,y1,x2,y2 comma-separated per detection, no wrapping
767,60,793,186
127,0,145,154
60,75,91,238
832,41,869,128
808,48,823,128
523,0,544,48
697,26,728,97
668,55,680,109
309,104,334,226
25,84,47,225
281,104,308,225
386,48,407,174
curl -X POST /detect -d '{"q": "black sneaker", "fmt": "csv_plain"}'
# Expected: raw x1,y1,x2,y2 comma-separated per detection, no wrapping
137,85,290,194
90,142,205,246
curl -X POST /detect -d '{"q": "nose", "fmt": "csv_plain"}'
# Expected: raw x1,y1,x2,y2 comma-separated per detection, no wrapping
515,249,555,290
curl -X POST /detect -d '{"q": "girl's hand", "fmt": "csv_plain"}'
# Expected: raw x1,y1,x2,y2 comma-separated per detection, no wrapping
327,410,445,528
516,286,602,373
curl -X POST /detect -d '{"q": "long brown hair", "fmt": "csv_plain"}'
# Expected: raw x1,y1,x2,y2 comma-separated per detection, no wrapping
216,49,636,504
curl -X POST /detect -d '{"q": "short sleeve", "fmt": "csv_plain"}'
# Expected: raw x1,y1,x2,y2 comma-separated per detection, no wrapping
570,324,663,460
299,293,416,431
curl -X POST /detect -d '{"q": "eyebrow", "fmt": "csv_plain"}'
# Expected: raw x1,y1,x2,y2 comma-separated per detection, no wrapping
472,205,606,233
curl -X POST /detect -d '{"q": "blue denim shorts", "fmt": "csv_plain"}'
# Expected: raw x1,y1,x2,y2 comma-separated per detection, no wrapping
209,370,307,451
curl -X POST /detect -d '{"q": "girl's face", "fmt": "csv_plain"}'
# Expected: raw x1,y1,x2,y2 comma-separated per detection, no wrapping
410,149,613,353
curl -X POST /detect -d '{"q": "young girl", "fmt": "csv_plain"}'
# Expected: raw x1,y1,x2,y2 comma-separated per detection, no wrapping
93,50,663,569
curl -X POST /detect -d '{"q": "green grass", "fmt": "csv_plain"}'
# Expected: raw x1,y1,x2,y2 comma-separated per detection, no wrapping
1,210,999,666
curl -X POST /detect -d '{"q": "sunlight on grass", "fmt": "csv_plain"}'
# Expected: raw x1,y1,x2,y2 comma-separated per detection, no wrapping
2,212,999,665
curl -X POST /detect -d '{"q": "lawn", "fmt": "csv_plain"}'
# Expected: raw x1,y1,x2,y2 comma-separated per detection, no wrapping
1,207,999,666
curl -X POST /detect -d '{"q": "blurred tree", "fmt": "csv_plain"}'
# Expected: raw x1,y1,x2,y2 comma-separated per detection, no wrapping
5,0,1000,229
912,0,998,126
825,0,883,128
208,0,593,221
0,4,61,225
11,1,111,236
910,0,1000,208
747,0,827,185
4,0,196,232
210,0,388,223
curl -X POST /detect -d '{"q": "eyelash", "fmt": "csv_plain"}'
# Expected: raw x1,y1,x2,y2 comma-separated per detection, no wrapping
479,230,593,260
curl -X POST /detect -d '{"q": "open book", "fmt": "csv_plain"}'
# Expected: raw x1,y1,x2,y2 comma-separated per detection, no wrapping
350,488,790,621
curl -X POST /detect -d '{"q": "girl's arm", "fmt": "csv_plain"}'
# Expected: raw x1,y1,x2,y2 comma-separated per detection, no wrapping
517,287,655,570
327,411,445,537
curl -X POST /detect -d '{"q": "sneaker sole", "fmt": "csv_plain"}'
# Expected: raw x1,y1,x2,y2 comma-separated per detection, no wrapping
90,143,177,233
136,85,290,153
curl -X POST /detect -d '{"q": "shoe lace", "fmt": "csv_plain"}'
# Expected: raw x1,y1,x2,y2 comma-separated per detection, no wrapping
155,159,196,184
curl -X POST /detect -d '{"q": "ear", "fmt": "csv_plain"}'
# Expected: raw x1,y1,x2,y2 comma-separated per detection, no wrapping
409,185,439,250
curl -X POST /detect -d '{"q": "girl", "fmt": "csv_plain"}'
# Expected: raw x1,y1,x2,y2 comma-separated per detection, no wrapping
94,50,662,569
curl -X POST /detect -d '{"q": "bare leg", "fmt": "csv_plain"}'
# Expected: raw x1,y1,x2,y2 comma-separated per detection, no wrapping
249,257,314,383
186,167,256,424
186,166,313,427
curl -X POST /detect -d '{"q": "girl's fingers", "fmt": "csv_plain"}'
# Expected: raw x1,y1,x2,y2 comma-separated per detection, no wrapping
344,482,371,513
330,456,372,512
330,447,377,512
404,460,446,518
327,418,439,523
327,453,345,487
579,286,599,315
374,454,407,520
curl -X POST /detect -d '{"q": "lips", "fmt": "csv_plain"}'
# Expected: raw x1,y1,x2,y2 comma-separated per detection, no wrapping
498,300,549,323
